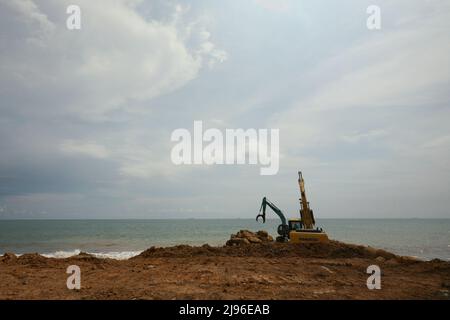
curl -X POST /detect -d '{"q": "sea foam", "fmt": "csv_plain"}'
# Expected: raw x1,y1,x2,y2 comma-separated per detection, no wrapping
89,251,142,260
39,250,142,260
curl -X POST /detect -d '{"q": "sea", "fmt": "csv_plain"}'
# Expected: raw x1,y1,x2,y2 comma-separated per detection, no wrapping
0,219,449,261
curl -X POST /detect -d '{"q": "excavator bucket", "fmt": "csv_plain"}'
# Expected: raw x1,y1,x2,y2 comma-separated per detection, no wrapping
256,197,266,223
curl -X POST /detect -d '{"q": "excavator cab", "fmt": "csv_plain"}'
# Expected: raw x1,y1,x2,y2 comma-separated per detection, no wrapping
289,219,302,232
288,223,328,243
287,218,328,243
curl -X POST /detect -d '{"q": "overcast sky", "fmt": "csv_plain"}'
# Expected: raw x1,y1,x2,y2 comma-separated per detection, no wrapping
0,0,449,219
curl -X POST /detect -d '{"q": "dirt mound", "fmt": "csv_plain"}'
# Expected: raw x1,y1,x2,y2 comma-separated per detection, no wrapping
66,251,105,263
134,237,401,260
16,253,50,266
226,230,274,246
0,253,18,263
0,230,406,263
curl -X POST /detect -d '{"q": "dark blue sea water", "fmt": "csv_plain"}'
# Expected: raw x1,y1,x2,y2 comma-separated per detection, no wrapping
0,219,449,260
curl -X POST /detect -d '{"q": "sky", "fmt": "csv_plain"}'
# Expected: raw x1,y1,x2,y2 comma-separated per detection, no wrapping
0,0,449,219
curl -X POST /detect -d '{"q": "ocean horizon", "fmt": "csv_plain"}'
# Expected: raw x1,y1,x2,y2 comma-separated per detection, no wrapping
1,218,449,261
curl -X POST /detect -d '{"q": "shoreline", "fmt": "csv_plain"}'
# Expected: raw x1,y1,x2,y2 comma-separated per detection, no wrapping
2,219,448,261
0,239,442,262
3,249,443,263
0,247,429,262
1,240,449,299
0,242,431,262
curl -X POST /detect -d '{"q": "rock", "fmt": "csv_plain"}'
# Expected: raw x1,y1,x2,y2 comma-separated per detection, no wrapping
256,230,273,242
320,266,334,274
226,237,250,246
375,256,386,263
247,236,263,244
225,229,274,246
256,230,269,238
237,230,254,239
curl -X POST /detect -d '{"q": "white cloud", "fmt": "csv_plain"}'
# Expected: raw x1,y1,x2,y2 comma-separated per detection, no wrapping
421,134,450,149
341,129,388,144
60,140,110,159
254,0,291,12
0,0,226,119
2,0,55,44
300,32,449,112
274,4,450,154
1,0,449,218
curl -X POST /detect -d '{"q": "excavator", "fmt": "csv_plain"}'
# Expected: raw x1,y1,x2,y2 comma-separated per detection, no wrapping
256,171,329,243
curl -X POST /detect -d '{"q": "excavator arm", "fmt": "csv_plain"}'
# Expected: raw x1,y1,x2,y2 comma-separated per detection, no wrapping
298,171,316,229
256,197,289,241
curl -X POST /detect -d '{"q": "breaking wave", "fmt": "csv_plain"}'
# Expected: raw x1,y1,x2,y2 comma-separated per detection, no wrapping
1,249,142,260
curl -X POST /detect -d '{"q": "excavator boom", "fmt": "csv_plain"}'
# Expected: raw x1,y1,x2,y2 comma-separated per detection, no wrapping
298,171,316,229
256,197,289,241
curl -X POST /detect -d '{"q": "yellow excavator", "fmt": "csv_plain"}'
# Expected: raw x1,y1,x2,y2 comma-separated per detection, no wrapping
256,171,329,243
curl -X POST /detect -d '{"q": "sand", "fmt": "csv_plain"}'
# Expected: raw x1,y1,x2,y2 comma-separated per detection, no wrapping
1,240,449,300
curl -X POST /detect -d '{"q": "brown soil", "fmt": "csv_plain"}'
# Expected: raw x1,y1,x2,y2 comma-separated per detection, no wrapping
1,240,449,300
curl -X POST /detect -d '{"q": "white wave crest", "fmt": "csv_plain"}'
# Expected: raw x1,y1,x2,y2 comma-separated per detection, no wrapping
40,249,142,260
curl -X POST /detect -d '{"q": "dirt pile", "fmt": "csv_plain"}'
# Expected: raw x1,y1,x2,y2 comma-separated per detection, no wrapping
0,230,411,262
16,253,50,266
2,230,449,300
135,234,403,261
226,230,274,246
0,253,18,263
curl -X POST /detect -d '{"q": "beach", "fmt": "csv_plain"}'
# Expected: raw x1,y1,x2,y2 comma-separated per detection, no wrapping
1,240,449,300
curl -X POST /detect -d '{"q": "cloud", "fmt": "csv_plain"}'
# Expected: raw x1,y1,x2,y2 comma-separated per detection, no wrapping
297,30,449,112
341,129,388,144
0,0,228,216
60,140,110,159
421,134,450,149
0,0,55,44
0,0,226,119
171,5,228,68
254,0,291,12
0,0,449,218
274,3,450,153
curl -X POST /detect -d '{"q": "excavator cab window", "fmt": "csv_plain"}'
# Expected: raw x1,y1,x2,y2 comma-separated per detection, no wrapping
289,221,302,231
